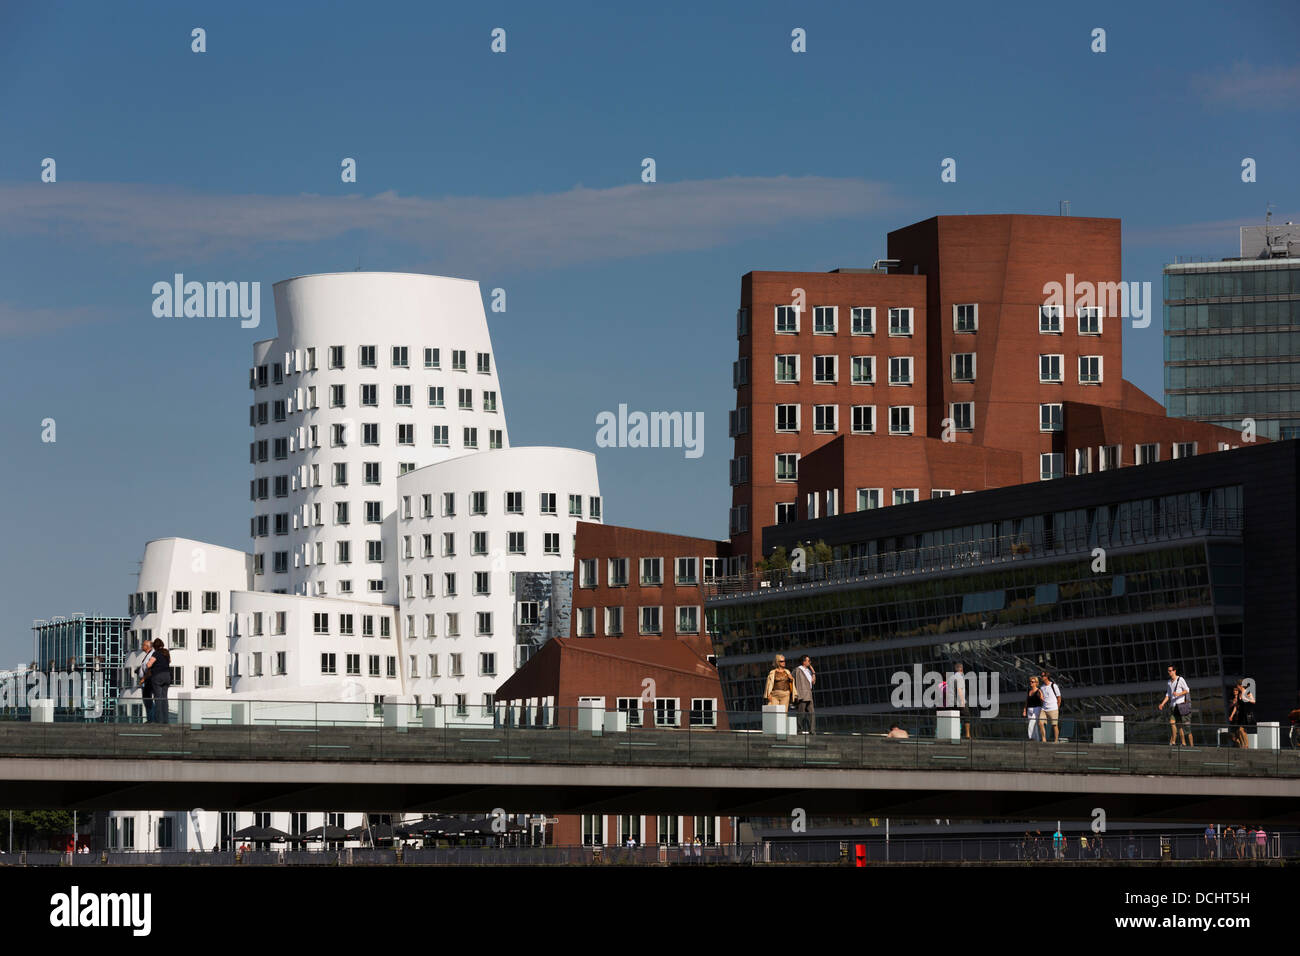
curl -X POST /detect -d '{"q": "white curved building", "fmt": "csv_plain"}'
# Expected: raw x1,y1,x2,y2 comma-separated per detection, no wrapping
397,447,601,711
252,273,509,605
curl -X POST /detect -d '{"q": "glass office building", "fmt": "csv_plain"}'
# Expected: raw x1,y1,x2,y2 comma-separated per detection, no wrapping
1165,225,1300,440
31,614,130,720
706,442,1298,732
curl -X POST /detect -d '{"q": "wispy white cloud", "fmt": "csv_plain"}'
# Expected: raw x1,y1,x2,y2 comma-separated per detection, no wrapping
1194,61,1300,109
0,302,109,339
0,177,902,273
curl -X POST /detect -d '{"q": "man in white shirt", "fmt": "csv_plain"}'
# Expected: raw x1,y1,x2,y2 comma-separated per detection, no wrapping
136,638,155,723
1039,672,1061,743
1157,664,1193,746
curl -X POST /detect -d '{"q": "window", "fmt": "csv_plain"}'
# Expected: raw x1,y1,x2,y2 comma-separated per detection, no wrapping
321,653,337,675
394,384,411,406
640,606,662,635
851,405,875,434
576,607,594,636
472,531,487,555
775,453,799,482
483,390,497,412
889,406,913,435
173,591,191,613
329,346,344,369
539,493,557,515
608,558,629,587
1078,306,1102,335
1039,403,1063,432
275,652,286,675
392,346,409,368
395,423,414,445
776,404,799,432
952,353,975,382
589,496,601,520
364,462,380,484
775,354,799,383
360,345,377,368
517,601,540,627
857,488,881,510
677,606,699,634
488,429,502,449
775,502,796,524
195,667,212,688
954,303,977,332
505,491,523,513
851,306,874,335
202,591,220,613
814,355,837,383
1074,447,1092,475
640,557,663,585
361,384,377,406
675,557,698,585
892,488,917,505
690,698,717,727
508,531,525,554
336,540,351,563
544,533,560,555
475,612,492,636
1039,354,1063,383
888,356,912,385
888,307,913,336
477,352,491,374
605,607,624,636
346,654,360,676
1136,443,1160,465
313,612,329,635
328,384,346,408
463,427,478,448
1173,441,1196,459
169,628,186,649
851,355,875,384
813,305,836,334
775,305,799,333
425,347,440,369
468,491,487,515
445,614,459,638
474,571,490,596
568,494,583,517
617,698,642,728
369,655,382,677
1078,355,1103,384
443,572,457,597
733,358,749,387
1099,444,1120,470
813,404,838,433
1039,305,1062,333
736,307,750,337
654,698,679,727
580,559,598,588
950,401,973,431
457,387,473,410
427,386,444,408
432,424,449,446
1041,452,1065,480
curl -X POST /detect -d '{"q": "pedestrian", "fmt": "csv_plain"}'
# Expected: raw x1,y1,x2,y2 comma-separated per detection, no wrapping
1236,682,1256,748
146,638,172,724
1052,828,1064,861
136,638,155,723
1039,672,1062,743
1093,834,1104,859
1024,677,1044,741
1157,665,1194,746
1224,825,1237,859
1287,692,1300,749
1126,836,1136,860
885,722,909,739
1255,826,1267,860
794,656,816,734
1079,834,1089,859
1236,826,1248,860
953,663,972,739
1204,824,1216,859
764,655,797,712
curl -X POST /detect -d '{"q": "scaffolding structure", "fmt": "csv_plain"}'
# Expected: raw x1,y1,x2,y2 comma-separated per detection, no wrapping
30,614,130,720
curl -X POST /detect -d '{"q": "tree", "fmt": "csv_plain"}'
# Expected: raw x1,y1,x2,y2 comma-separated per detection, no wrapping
3,810,74,851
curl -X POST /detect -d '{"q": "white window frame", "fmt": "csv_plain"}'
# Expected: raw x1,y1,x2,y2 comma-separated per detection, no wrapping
775,354,800,383
813,404,838,433
951,352,975,382
775,404,799,432
953,303,978,333
1039,403,1063,432
888,307,913,336
888,355,913,385
1039,354,1063,383
892,488,917,506
1040,452,1065,480
851,404,875,434
851,306,875,335
1078,355,1103,384
813,355,837,383
775,305,799,334
888,405,913,435
851,355,875,384
1039,304,1063,334
775,453,799,482
857,487,882,510
950,401,973,432
812,305,837,334
1078,306,1103,335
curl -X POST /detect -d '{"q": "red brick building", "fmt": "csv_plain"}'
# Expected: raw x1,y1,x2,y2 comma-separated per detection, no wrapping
729,214,1255,566
568,524,731,658
494,637,735,847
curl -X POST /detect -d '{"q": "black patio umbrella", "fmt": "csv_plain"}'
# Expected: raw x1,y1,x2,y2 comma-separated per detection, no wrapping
302,825,350,841
232,825,289,842
347,823,397,842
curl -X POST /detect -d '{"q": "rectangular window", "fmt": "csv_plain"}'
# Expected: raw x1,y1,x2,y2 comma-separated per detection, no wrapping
1039,403,1063,432
477,352,491,374
851,306,874,335
360,345,376,368
892,488,917,506
639,606,662,636
608,558,629,587
1041,452,1065,480
812,306,836,334
690,698,717,728
952,353,975,382
775,453,799,482
775,305,799,333
452,350,466,371
888,307,913,336
813,404,838,433
851,405,875,434
425,347,440,369
888,356,912,385
857,488,881,510
539,492,557,515
320,653,336,675
1173,441,1196,459
432,424,449,446
1039,305,1062,333
580,558,597,588
1136,443,1160,465
1078,355,1103,384
654,698,679,727
508,531,525,554
776,404,799,432
1078,306,1102,335
950,401,973,431
889,406,913,435
463,427,478,448
1039,354,1063,383
589,496,601,520
544,532,560,555
1098,445,1118,469
851,355,875,384
954,303,977,332
427,386,445,408
640,557,663,586
675,557,698,585
677,606,699,634
329,346,344,369
568,494,583,517
576,607,594,636
814,355,837,383
605,607,624,636
392,346,408,368
775,354,799,383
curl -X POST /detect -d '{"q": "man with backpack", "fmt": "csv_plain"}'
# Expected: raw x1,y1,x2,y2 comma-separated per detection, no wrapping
1157,664,1194,747
1039,672,1062,743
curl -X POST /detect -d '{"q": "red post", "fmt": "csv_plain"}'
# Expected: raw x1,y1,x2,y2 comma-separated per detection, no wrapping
855,843,866,867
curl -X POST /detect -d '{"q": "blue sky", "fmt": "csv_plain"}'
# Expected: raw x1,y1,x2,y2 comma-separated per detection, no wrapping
0,0,1296,662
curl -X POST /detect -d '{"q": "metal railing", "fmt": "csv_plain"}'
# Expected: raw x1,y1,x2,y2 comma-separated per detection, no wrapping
0,707,1297,778
706,509,1244,599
